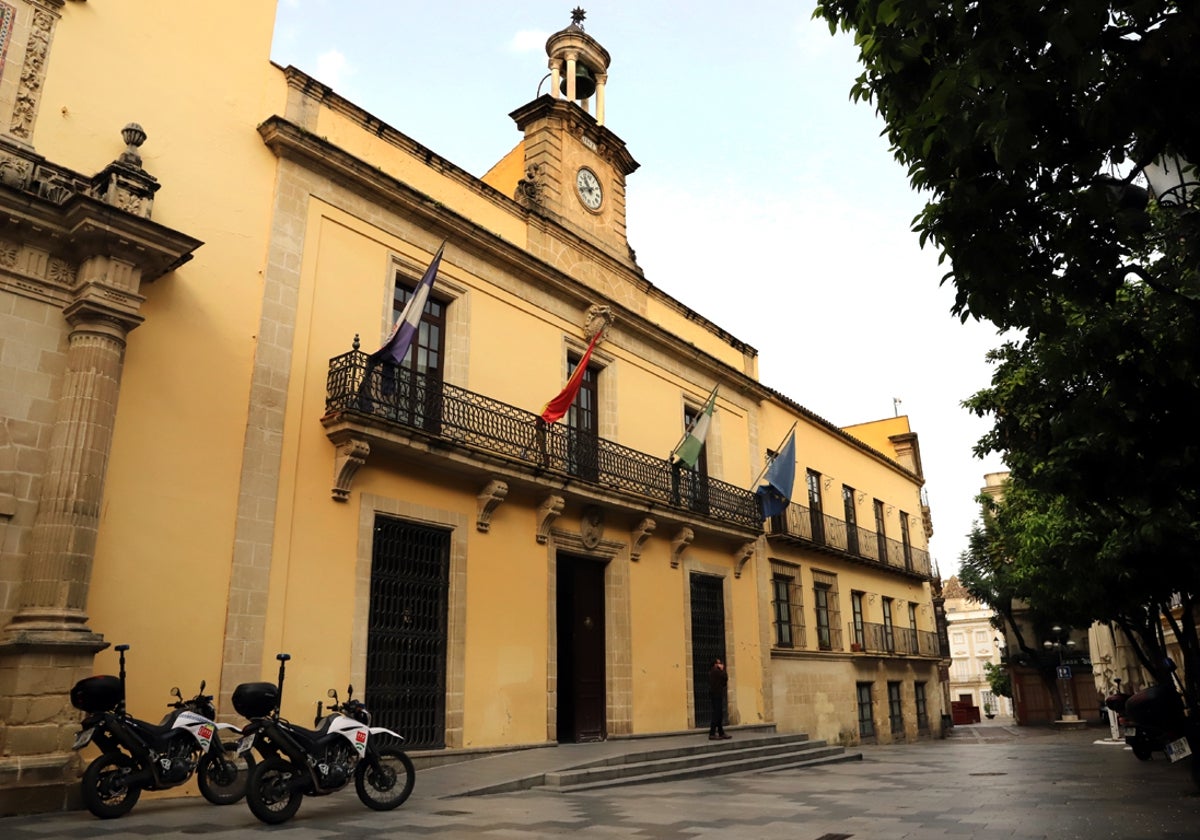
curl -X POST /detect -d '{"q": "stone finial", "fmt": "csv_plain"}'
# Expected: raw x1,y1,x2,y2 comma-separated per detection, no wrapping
120,122,147,168
570,7,586,28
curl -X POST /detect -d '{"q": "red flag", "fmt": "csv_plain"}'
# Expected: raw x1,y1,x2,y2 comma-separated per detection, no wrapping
540,332,601,424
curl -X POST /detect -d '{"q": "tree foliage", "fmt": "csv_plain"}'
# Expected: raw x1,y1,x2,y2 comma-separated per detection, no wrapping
814,1,1200,707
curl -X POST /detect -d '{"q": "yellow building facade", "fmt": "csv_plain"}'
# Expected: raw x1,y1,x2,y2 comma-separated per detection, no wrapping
0,1,943,813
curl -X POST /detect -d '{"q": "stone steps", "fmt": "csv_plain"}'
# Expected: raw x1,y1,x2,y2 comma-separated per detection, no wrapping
537,733,859,793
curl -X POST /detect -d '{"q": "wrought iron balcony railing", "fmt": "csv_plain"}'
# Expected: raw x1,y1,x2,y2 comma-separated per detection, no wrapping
766,501,932,577
325,350,762,529
847,622,941,657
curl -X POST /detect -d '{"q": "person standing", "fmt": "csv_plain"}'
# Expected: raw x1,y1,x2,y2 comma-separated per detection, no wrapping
708,657,732,740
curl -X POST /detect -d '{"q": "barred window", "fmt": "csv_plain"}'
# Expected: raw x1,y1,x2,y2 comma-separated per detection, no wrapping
770,561,805,648
888,681,904,734
915,681,930,730
812,570,842,651
857,682,875,738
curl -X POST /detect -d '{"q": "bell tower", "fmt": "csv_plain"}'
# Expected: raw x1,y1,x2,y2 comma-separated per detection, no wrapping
510,9,639,266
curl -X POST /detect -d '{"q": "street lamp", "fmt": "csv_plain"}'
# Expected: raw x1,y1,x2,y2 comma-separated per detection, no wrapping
1043,625,1077,719
1142,154,1199,207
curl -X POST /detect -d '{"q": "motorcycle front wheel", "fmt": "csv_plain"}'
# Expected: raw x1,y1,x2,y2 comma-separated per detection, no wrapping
197,740,255,805
354,747,415,810
81,752,142,819
246,757,304,825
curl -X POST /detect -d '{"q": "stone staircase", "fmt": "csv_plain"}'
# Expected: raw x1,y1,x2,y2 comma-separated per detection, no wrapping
463,731,861,795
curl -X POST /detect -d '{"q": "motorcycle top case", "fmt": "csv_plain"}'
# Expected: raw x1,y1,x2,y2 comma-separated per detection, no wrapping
232,681,279,718
70,675,123,712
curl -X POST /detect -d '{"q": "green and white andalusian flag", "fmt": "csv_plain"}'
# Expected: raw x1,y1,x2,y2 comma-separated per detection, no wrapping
673,386,718,468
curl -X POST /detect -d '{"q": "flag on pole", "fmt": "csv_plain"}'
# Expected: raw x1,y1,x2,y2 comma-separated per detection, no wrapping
756,428,796,519
371,242,445,364
673,385,718,468
540,331,601,424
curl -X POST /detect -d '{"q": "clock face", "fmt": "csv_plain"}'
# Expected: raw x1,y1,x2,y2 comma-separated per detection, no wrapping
576,167,603,210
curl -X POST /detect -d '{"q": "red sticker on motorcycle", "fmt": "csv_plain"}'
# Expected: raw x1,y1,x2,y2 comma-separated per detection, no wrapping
199,725,214,740
355,730,367,744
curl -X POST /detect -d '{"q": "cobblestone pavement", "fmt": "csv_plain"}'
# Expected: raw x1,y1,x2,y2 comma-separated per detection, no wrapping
4,722,1199,839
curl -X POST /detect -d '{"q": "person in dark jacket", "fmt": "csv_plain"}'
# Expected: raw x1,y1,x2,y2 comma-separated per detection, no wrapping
708,657,731,739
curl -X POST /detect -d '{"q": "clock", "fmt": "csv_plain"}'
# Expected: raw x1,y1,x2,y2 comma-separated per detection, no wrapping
576,167,603,210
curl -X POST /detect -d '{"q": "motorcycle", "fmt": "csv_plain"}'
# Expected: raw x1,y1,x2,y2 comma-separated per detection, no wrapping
69,643,254,819
1106,682,1194,762
234,652,415,825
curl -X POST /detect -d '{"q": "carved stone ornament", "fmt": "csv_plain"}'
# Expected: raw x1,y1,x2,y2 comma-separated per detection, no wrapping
537,494,565,544
580,504,604,548
331,436,370,502
670,527,694,569
733,541,756,579
584,303,614,339
476,479,508,532
630,517,655,561
515,162,544,208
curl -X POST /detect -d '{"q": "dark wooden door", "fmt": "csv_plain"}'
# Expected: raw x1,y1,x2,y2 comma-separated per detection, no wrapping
690,573,726,729
557,555,606,742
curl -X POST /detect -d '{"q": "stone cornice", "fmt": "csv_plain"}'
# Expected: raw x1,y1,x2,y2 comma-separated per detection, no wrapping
508,95,639,177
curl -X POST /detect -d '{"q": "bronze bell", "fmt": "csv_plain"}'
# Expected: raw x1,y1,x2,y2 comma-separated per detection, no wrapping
560,63,597,100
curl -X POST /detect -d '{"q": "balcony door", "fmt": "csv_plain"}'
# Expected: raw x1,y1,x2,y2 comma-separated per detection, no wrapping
674,401,710,514
383,272,445,433
807,470,824,543
566,354,599,481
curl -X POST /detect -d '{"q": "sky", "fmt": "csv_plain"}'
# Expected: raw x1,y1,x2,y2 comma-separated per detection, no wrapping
270,0,1007,578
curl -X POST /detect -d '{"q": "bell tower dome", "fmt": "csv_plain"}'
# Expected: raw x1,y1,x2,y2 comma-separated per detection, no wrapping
546,7,611,125
510,9,639,266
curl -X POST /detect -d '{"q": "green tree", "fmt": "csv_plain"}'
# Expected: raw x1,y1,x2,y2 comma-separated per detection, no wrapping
984,661,1011,700
814,1,1200,712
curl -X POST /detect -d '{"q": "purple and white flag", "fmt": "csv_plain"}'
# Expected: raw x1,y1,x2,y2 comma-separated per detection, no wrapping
371,242,445,364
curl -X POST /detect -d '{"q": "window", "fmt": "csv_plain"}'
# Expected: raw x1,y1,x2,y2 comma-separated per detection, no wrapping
807,470,825,543
900,510,913,569
857,682,875,738
373,270,447,431
812,570,841,651
674,400,710,513
888,681,903,734
915,682,929,730
873,498,887,562
565,352,599,481
908,603,918,631
391,273,446,377
851,591,865,649
882,596,895,653
842,485,859,555
770,561,805,648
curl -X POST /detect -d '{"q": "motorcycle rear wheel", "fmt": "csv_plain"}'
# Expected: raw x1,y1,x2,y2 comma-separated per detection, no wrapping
1130,736,1154,761
354,747,415,810
246,757,304,825
197,740,255,805
81,752,142,819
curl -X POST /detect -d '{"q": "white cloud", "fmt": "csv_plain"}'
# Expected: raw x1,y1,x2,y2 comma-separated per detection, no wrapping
510,30,549,53
316,49,354,90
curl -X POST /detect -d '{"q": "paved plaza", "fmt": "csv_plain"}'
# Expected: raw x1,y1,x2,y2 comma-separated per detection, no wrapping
3,721,1199,839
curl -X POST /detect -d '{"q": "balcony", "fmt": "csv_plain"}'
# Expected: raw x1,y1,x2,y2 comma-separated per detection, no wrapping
766,502,932,579
321,349,762,542
848,622,941,657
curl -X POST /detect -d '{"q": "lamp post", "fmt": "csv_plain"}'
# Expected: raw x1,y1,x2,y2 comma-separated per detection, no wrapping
1043,625,1077,720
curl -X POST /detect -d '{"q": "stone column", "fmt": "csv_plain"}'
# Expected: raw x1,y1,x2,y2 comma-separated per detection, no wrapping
0,261,143,815
6,298,138,639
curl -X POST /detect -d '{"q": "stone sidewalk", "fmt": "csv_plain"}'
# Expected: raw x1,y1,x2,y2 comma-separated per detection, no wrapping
2,721,1196,839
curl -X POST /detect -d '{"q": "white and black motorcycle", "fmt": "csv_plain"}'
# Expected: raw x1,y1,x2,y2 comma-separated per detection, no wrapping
70,644,253,818
234,653,415,825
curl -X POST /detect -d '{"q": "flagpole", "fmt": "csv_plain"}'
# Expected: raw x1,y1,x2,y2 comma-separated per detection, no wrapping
667,383,718,462
750,421,798,489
